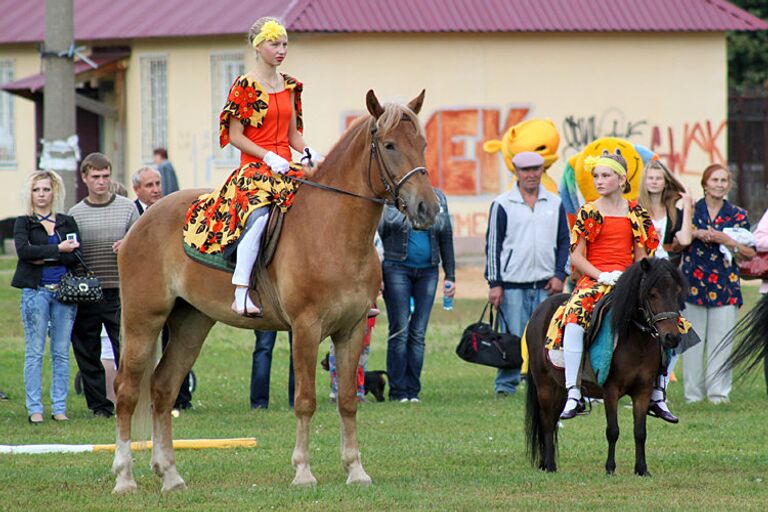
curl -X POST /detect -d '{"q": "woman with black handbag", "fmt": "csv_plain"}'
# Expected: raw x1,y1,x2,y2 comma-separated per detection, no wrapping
12,170,80,424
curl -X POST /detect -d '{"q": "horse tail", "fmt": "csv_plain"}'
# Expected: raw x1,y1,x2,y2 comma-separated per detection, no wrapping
131,334,160,443
525,368,544,467
721,293,768,377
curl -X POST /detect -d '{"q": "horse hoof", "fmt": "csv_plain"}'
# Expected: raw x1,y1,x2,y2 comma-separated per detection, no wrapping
291,473,318,487
346,472,372,485
161,479,188,494
112,480,138,495
634,470,652,477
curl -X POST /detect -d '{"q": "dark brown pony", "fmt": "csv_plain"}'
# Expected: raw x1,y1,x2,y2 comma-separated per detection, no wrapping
111,90,439,494
525,258,685,475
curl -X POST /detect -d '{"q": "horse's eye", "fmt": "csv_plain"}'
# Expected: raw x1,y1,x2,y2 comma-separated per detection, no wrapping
384,142,396,151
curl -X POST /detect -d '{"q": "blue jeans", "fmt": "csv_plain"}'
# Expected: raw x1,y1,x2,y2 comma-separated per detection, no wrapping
20,287,76,415
495,287,549,394
250,331,294,408
382,262,439,400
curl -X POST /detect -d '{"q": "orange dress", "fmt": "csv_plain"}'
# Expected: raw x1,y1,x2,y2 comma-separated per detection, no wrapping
183,74,304,255
545,201,659,350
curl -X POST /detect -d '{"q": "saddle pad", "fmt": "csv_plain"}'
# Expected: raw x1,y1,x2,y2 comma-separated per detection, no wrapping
547,309,617,386
183,240,234,273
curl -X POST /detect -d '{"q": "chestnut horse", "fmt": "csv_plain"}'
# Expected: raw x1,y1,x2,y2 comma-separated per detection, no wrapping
111,90,439,494
525,258,685,475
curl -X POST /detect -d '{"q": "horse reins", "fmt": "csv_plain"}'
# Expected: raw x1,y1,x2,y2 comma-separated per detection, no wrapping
287,119,427,210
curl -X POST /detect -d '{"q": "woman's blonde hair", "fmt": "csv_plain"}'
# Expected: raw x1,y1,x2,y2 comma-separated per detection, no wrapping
248,17,285,48
637,160,686,228
22,170,66,216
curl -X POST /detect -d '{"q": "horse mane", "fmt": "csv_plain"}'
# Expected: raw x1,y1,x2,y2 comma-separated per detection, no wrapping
611,258,687,341
311,101,424,183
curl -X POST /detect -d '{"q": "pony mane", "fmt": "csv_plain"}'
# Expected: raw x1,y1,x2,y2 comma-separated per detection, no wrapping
610,258,687,341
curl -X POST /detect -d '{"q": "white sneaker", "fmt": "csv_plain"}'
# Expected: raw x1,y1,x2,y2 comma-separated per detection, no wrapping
399,398,409,403
410,398,420,403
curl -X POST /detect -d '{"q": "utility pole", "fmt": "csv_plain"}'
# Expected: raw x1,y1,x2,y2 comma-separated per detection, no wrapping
41,0,79,210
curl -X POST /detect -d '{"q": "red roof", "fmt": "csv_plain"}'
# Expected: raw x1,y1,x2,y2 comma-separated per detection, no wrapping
0,0,764,45
289,0,768,33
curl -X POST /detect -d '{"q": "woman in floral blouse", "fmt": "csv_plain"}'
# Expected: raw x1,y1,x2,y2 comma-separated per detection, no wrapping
183,17,322,316
681,163,756,404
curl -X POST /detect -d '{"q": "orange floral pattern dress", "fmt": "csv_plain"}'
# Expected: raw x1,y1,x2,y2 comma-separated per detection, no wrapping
183,74,304,255
545,201,660,350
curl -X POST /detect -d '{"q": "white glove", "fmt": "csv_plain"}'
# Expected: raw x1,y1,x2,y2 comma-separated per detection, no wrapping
263,151,291,175
597,270,623,286
300,146,323,167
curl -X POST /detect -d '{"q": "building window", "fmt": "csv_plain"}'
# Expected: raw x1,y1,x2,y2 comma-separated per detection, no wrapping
211,52,245,165
0,60,15,167
140,55,168,163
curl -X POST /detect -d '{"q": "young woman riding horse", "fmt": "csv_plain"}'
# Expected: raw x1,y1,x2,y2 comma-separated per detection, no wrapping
545,150,660,420
112,77,438,497
183,17,322,317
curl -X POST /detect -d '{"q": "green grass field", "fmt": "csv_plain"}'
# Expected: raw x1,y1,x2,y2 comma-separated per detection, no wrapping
0,257,766,511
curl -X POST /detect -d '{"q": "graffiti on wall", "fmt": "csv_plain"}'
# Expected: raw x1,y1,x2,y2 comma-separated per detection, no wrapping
649,120,727,175
561,108,647,158
342,108,727,241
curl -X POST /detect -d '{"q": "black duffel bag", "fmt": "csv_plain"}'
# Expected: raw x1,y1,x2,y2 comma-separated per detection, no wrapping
456,303,522,369
55,251,104,305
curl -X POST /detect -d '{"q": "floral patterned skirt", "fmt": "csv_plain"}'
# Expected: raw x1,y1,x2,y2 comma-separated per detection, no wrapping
545,275,693,350
183,161,303,255
545,275,610,350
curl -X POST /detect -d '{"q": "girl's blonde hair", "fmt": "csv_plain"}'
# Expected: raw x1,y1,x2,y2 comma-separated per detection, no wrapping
637,160,686,228
22,170,66,216
248,17,285,48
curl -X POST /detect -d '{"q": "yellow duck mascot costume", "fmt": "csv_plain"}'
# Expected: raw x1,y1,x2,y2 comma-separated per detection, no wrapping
483,118,561,193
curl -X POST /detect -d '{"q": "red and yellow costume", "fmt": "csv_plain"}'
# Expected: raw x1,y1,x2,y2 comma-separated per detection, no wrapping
545,201,660,350
183,73,304,255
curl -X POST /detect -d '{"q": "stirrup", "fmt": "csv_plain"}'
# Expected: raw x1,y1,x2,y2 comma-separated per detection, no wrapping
231,290,263,318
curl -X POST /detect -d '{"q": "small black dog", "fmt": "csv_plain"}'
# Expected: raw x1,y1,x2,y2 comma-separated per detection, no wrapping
320,352,387,402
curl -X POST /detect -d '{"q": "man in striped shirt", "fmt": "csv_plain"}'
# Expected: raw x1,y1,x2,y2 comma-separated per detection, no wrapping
69,153,139,418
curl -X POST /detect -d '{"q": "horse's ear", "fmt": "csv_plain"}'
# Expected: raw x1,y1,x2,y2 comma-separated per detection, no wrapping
407,89,426,115
366,90,384,119
640,257,652,272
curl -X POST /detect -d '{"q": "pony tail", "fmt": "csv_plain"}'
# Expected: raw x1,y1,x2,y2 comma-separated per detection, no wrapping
719,293,768,378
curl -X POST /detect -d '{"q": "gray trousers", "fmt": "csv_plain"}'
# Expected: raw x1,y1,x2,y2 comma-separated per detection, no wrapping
682,304,737,403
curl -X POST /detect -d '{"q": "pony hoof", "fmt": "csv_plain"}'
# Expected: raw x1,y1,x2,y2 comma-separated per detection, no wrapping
112,480,138,495
634,470,652,477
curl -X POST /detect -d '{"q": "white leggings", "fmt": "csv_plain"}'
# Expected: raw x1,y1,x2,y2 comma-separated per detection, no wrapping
232,207,269,287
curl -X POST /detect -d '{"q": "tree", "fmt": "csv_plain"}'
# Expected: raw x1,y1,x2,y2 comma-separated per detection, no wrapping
728,0,768,94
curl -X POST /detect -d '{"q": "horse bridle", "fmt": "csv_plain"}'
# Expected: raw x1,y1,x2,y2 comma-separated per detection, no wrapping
288,120,427,209
366,122,427,210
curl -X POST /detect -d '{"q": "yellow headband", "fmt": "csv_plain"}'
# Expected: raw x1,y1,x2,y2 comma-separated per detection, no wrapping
584,155,626,177
252,20,287,48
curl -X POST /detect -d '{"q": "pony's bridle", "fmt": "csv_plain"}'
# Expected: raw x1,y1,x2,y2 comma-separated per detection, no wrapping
633,274,680,341
287,120,427,209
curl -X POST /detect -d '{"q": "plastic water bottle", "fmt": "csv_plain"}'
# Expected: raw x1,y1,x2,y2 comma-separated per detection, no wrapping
443,281,454,311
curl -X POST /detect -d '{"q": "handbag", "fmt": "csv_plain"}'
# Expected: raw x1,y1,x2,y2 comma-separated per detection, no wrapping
738,251,768,280
456,303,522,370
54,251,104,304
